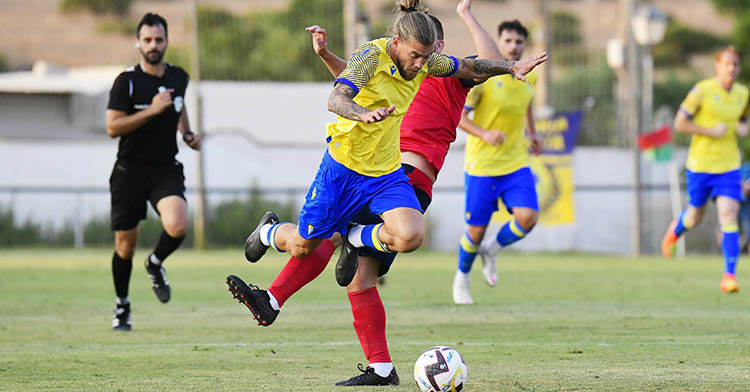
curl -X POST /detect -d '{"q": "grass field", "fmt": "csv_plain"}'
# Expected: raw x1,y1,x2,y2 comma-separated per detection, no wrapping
1,248,749,391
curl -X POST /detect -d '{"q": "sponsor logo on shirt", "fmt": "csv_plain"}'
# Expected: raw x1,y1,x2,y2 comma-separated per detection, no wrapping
390,65,397,76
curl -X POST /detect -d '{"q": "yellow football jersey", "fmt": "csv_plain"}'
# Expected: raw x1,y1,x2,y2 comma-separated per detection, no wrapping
327,38,458,176
681,78,749,173
463,71,537,176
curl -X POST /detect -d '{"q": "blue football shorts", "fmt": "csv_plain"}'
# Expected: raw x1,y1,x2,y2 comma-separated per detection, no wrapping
464,167,539,226
297,150,423,239
686,169,742,207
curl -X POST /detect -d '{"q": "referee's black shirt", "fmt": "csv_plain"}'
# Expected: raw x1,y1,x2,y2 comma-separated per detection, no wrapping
107,63,189,166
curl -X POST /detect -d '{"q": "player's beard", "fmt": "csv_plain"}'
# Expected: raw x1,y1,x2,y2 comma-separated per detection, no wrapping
506,51,522,61
140,48,165,65
394,58,418,81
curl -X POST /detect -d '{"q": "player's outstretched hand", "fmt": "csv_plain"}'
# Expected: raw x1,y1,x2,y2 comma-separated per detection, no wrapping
481,129,505,146
151,88,174,114
510,52,548,82
737,121,749,137
456,0,472,15
359,105,396,124
305,25,328,56
183,131,202,150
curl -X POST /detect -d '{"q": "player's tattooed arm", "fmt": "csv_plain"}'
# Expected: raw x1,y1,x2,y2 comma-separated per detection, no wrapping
328,83,395,124
328,83,369,120
452,52,548,82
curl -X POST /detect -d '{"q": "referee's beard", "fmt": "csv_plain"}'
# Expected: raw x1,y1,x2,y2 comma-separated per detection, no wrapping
140,48,165,65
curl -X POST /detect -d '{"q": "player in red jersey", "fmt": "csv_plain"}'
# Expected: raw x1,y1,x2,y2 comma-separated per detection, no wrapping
250,1,508,386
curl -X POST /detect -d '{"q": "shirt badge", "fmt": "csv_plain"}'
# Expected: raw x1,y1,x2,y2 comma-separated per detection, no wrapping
174,96,184,113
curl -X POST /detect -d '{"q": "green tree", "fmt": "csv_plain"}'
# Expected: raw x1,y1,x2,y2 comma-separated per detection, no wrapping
549,11,581,47
710,0,750,82
551,58,616,146
195,0,344,81
652,18,728,67
59,0,132,15
0,51,9,72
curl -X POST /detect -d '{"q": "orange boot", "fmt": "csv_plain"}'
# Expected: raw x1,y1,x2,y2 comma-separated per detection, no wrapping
661,221,678,258
720,273,739,293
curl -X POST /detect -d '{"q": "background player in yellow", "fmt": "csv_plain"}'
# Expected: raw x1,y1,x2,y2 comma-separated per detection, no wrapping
453,20,542,304
661,46,749,293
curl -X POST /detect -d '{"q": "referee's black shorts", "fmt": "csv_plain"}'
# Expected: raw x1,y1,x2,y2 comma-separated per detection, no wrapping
109,160,186,231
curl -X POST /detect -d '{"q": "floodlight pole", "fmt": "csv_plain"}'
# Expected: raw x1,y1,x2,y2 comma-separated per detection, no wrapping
190,0,207,249
625,0,642,256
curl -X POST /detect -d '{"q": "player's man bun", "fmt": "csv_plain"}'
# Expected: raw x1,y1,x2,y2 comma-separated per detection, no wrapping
392,0,436,46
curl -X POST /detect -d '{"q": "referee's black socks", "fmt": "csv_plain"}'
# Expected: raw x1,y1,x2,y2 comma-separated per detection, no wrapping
112,252,132,300
152,230,185,264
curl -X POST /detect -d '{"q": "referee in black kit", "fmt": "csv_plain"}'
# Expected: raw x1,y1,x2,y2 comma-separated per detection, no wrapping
105,13,201,331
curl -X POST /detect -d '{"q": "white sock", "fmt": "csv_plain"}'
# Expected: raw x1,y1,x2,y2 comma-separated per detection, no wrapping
149,253,162,266
259,224,273,246
482,237,502,257
116,297,130,305
267,290,281,311
348,224,365,248
370,362,393,377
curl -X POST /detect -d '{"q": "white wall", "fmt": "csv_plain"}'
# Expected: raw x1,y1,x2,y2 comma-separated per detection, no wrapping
0,81,711,254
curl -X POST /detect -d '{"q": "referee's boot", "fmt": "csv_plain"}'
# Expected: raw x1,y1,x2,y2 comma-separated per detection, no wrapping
335,223,359,287
334,364,399,386
244,211,280,263
112,301,132,331
226,274,279,326
145,254,171,303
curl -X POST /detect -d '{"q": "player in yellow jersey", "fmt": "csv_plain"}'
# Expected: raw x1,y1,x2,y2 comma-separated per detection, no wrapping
453,20,542,304
661,46,749,293
226,0,546,386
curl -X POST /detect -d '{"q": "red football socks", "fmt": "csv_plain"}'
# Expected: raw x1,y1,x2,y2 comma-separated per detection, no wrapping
268,239,336,307
349,286,391,363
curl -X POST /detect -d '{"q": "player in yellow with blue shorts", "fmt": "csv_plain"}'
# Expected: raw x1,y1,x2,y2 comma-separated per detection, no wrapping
661,46,749,293
453,20,542,304
227,0,546,347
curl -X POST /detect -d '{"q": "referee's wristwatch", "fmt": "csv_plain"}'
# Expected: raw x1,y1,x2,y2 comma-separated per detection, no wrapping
182,131,195,143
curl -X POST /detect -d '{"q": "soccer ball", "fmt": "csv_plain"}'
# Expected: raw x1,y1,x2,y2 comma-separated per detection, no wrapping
413,346,467,392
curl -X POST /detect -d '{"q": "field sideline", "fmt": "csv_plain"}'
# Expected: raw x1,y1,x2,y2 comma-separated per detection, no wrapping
1,249,749,391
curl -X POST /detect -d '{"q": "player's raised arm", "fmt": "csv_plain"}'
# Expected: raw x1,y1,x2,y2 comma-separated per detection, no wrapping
456,0,502,61
305,25,347,78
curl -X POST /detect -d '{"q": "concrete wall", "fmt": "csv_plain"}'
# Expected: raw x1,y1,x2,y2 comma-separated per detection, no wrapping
0,81,720,254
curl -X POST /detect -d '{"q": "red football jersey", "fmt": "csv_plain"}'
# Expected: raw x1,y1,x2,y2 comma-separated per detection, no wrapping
399,75,472,174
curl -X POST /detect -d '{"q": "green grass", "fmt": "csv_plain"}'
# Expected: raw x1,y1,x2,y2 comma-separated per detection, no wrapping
1,249,749,391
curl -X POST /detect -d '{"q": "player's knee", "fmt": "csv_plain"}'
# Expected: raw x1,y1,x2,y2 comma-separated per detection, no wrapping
466,228,485,244
115,242,136,259
165,222,187,238
162,219,188,238
516,213,538,232
394,229,423,252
